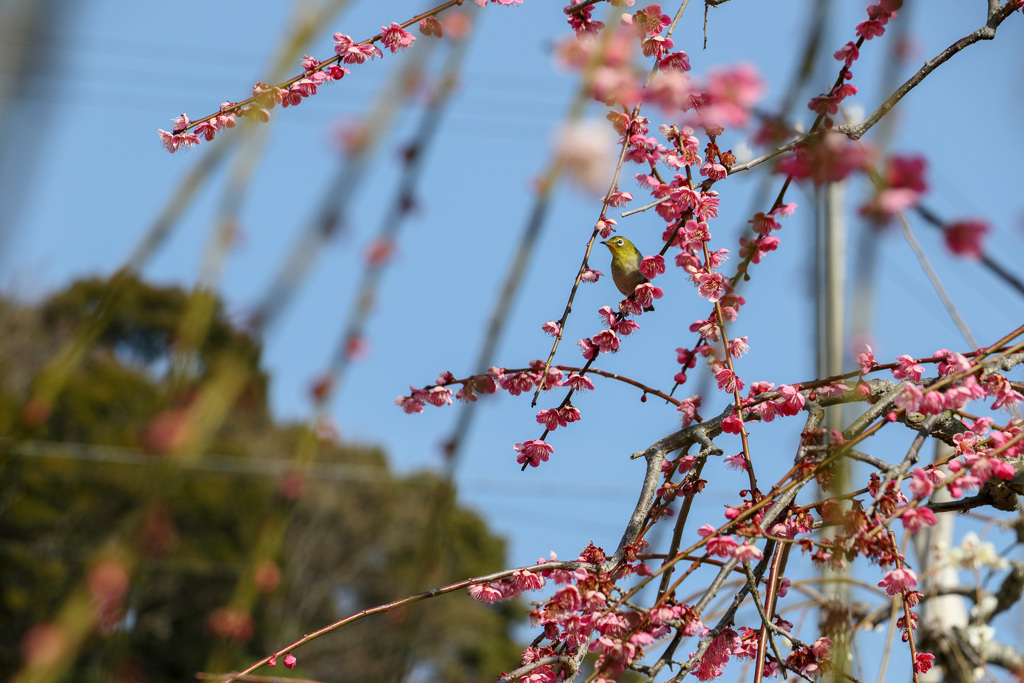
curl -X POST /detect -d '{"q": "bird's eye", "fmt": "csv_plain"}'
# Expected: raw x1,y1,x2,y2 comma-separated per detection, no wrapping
615,239,624,245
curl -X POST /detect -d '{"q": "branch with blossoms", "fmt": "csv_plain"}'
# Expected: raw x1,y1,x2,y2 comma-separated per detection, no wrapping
625,0,1021,220
231,333,1022,679
528,2,754,398
401,325,1024,655
389,329,1022,676
526,0,698,406
156,0,528,153
218,558,595,683
521,0,885,477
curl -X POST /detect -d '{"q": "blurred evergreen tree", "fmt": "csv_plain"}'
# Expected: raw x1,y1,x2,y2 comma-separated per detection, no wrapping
0,274,520,682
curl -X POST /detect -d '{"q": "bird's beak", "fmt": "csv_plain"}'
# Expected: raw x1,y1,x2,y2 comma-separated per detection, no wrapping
599,239,610,246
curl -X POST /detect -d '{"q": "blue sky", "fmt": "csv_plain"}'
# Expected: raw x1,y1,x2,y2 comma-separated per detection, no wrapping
4,1,1024,670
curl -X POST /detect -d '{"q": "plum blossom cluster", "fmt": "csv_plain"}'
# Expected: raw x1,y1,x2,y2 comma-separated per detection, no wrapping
723,381,830,432
394,363,572,415
471,546,713,680
565,33,757,134
877,561,923,644
859,154,926,223
737,200,793,262
158,26,395,153
608,110,801,404
395,364,607,468
159,110,236,153
159,1,530,153
692,626,833,680
733,346,1022,522
624,118,733,223
852,150,990,257
936,421,1022,500
557,2,764,142
775,130,872,185
696,523,763,562
556,3,787,416
943,217,990,260
470,526,839,679
467,567,546,604
563,4,692,99
769,1,905,183
884,347,1023,416
663,346,1018,656
516,251,667,465
671,314,753,390
657,441,944,677
747,471,932,643
577,281,662,361
807,0,902,130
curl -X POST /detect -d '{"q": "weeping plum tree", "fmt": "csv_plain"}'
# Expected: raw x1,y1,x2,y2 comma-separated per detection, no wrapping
17,0,1024,682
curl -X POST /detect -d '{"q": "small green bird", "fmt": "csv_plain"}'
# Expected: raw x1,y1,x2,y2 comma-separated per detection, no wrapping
600,236,654,311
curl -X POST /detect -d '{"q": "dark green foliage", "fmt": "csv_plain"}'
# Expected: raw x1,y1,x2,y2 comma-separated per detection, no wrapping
0,275,520,682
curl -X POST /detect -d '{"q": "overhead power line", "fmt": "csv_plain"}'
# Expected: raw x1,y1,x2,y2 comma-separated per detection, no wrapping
2,437,635,497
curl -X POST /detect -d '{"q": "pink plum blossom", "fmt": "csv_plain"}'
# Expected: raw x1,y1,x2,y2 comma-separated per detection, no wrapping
380,22,415,52
878,567,917,596
333,33,384,64
900,507,937,532
515,440,554,468
566,373,595,391
776,385,805,416
892,355,924,381
944,219,988,259
536,408,566,431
